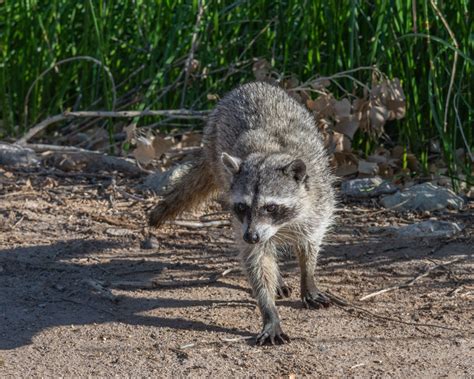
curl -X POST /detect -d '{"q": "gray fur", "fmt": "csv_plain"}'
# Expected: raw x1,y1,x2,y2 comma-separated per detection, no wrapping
149,82,336,345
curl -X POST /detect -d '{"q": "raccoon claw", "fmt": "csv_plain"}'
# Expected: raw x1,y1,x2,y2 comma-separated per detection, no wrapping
276,284,292,299
302,290,332,309
256,323,290,346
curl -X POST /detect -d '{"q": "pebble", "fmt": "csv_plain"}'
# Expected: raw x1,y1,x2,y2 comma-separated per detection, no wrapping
381,182,465,211
140,236,159,250
340,177,398,198
394,220,463,238
0,143,40,168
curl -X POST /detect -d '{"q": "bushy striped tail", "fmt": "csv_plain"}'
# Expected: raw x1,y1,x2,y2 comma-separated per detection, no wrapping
148,154,217,227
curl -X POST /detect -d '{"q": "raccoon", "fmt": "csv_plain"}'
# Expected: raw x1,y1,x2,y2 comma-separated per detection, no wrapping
149,82,336,345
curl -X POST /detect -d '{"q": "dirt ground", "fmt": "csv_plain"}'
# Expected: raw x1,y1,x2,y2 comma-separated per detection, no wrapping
0,167,473,377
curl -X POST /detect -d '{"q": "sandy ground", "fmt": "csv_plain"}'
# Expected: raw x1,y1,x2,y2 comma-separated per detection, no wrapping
0,168,473,377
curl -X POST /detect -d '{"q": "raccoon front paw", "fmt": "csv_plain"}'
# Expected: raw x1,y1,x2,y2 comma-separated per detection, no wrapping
302,290,331,309
256,322,290,346
276,283,292,299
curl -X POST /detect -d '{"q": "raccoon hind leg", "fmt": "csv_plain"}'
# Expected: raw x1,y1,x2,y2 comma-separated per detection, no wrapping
276,271,292,299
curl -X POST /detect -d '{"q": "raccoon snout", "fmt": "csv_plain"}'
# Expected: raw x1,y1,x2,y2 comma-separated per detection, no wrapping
243,230,260,244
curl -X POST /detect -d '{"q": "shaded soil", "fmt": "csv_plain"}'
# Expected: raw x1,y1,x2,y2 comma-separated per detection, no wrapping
0,168,473,377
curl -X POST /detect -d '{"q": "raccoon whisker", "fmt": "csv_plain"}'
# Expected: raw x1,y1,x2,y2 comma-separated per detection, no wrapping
272,233,298,245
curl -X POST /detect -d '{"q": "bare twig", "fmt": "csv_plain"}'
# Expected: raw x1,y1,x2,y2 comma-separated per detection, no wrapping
430,0,459,134
181,0,205,107
115,188,146,202
83,278,119,303
341,303,466,332
324,290,468,333
352,199,411,219
294,66,382,92
11,216,25,230
220,336,253,343
17,109,209,145
0,191,39,199
111,266,239,290
167,220,231,228
359,257,467,301
24,56,117,130
25,143,102,154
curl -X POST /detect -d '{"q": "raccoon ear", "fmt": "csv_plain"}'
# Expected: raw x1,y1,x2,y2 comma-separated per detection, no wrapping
221,152,242,175
283,159,306,182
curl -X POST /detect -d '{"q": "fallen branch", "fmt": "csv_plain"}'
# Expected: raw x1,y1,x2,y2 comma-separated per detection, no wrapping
325,290,469,333
83,278,119,303
110,266,239,290
181,0,205,107
25,143,102,154
115,187,147,202
167,220,231,228
178,335,253,350
17,109,209,144
41,148,148,176
359,257,467,301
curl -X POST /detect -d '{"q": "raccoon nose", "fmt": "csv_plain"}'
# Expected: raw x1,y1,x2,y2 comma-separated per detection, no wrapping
243,231,260,244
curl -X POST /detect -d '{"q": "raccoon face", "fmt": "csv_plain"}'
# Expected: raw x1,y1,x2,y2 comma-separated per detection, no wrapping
222,152,308,244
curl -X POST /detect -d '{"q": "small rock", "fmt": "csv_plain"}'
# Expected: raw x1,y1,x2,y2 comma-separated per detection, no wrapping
143,162,193,195
395,221,463,238
341,177,398,198
358,160,379,175
381,182,464,211
105,228,134,237
140,236,159,250
0,143,40,168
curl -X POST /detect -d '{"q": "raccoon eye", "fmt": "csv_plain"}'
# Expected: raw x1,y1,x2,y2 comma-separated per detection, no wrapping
235,203,247,213
265,204,277,213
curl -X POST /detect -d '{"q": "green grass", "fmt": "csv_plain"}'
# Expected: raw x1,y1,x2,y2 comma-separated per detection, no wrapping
1,0,472,184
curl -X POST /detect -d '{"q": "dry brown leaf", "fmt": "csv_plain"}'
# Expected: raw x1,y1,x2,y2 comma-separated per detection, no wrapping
133,137,155,164
328,131,351,153
353,99,370,133
152,136,174,158
388,158,401,169
386,99,406,120
123,124,136,143
180,133,202,147
391,145,405,159
406,153,421,172
358,160,379,175
252,59,271,81
332,152,359,176
371,78,406,120
367,154,387,164
332,98,351,119
370,80,389,101
310,78,330,89
333,116,359,140
189,58,200,74
207,93,219,101
309,94,334,118
282,76,299,89
369,102,389,132
386,78,406,120
288,90,303,103
367,147,390,164
378,163,394,177
298,90,311,104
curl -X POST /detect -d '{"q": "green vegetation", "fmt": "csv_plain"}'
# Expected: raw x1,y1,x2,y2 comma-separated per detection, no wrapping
1,0,472,183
